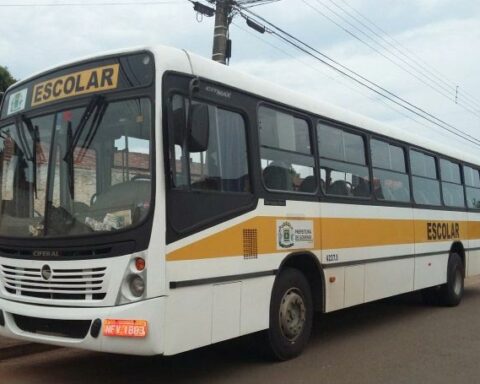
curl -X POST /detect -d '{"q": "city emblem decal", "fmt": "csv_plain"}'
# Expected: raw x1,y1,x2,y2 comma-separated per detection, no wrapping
278,221,295,248
276,219,314,251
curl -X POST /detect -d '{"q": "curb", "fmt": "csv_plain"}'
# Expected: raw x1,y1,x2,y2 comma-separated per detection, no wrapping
0,343,60,361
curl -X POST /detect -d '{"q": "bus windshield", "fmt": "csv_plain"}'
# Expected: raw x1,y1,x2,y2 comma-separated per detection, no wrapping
0,97,152,238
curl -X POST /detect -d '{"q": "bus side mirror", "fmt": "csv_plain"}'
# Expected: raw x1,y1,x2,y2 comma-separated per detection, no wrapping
0,92,4,108
172,106,187,146
188,103,209,153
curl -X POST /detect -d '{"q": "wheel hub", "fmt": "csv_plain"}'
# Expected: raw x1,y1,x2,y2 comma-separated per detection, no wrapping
279,288,306,342
453,269,462,296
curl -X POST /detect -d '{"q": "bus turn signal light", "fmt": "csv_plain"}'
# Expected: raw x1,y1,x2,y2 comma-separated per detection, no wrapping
135,257,146,271
103,319,148,338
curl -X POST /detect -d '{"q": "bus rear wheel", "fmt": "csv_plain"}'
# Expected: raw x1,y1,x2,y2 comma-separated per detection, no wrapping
422,253,464,307
265,268,313,361
440,253,465,306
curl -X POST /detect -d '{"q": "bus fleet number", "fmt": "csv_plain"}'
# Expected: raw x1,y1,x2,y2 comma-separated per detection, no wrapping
326,254,339,262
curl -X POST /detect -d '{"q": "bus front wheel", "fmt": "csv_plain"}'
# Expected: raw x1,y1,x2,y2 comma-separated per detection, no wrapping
265,267,313,361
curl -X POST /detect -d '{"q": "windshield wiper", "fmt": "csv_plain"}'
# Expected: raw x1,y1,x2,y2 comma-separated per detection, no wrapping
77,98,108,162
14,115,38,198
63,95,106,199
22,116,39,199
14,115,32,160
63,95,105,162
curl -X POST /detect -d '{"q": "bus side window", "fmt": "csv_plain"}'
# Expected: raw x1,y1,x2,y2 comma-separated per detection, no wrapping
464,165,480,209
191,106,249,193
169,94,250,194
370,139,410,203
258,106,316,194
410,150,441,206
318,124,370,198
440,159,465,208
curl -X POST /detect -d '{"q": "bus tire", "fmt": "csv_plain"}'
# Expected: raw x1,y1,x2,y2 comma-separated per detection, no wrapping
266,267,313,361
421,253,465,307
439,253,464,307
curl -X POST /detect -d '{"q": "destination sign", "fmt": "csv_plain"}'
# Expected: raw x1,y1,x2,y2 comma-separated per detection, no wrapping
31,64,119,107
0,51,154,119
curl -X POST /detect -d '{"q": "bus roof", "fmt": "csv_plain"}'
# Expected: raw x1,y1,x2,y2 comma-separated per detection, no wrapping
181,47,478,167
5,44,478,167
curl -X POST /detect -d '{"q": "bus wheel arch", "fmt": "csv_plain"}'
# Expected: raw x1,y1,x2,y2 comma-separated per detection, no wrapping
423,246,465,307
441,251,465,306
265,266,313,360
261,252,324,360
278,252,325,312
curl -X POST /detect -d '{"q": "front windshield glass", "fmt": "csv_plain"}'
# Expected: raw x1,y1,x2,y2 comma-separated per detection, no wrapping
0,97,152,237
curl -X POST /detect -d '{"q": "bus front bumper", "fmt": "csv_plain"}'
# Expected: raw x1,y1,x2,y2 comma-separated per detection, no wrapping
0,296,166,356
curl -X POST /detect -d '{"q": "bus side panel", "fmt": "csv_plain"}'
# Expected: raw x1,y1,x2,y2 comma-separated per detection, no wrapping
212,282,242,343
344,264,365,307
240,276,275,336
324,257,416,312
364,258,414,302
321,204,415,312
164,285,213,355
414,254,448,290
323,267,345,311
414,208,467,286
467,212,480,277
163,276,274,355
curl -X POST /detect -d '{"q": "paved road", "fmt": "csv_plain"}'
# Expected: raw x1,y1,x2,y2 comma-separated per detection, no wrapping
2,279,480,384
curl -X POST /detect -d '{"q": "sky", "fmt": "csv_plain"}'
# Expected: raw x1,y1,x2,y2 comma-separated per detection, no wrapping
0,0,479,153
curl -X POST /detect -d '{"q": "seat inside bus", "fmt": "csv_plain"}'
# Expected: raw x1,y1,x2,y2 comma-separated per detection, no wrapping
263,165,291,191
88,178,151,223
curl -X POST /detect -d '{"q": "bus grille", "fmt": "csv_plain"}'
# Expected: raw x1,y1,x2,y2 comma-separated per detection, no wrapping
0,264,107,301
13,314,91,339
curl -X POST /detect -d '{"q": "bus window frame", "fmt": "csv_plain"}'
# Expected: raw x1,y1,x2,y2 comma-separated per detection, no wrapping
316,119,373,202
408,146,445,209
369,135,413,205
163,72,260,241
166,90,253,196
257,102,319,196
439,156,467,209
463,164,480,211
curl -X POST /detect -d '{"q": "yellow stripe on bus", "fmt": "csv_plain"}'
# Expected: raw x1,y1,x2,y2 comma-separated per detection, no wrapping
166,217,480,262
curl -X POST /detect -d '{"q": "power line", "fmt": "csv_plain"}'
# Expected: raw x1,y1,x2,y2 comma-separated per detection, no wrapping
234,5,480,148
238,0,281,8
0,1,182,6
333,0,480,110
231,21,436,133
304,0,480,118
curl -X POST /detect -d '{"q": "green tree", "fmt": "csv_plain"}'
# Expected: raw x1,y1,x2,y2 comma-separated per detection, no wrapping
0,66,16,93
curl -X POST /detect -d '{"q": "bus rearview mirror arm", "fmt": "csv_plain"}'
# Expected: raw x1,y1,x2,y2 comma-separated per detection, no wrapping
187,78,209,153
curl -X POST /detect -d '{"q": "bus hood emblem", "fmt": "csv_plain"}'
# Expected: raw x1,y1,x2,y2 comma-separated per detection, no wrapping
33,250,60,257
41,265,52,281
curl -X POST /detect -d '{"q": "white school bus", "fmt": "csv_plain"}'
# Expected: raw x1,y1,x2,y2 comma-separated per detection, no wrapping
0,45,478,360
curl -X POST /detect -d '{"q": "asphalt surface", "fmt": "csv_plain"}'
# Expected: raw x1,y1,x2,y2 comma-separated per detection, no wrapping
1,278,480,384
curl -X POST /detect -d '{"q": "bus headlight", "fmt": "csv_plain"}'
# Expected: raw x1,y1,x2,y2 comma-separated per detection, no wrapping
116,253,148,305
129,275,145,297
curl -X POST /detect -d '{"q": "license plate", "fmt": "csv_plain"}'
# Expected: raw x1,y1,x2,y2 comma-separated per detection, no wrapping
103,319,148,338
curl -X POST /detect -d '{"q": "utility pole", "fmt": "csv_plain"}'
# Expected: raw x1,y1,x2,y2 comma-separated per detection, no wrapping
189,0,279,64
211,0,232,64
